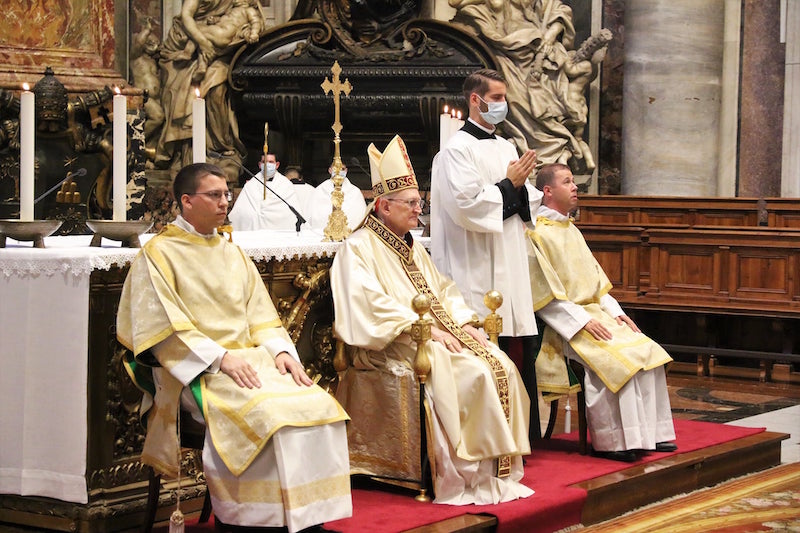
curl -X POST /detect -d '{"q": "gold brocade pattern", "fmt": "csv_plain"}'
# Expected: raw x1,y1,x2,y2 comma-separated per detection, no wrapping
365,215,512,477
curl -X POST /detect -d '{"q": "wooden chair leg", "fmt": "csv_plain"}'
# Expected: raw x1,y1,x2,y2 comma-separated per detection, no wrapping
544,398,559,439
199,488,212,523
576,386,588,455
142,466,161,533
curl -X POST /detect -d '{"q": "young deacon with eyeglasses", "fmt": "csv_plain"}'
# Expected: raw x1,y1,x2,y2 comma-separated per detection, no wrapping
117,163,351,532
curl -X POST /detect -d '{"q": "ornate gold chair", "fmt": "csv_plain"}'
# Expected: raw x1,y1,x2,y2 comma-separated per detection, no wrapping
333,291,504,501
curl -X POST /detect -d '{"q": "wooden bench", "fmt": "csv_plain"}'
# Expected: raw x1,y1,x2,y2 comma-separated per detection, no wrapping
577,195,800,229
578,222,800,381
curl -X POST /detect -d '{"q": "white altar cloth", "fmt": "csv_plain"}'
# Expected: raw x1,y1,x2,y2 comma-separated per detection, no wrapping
0,228,347,505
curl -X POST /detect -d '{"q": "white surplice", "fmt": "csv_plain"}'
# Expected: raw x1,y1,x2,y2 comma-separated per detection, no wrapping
307,177,367,231
431,122,542,337
229,171,306,231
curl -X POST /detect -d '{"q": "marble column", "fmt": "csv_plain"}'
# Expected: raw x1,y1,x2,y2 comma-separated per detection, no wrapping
622,0,724,196
781,0,800,197
738,0,785,197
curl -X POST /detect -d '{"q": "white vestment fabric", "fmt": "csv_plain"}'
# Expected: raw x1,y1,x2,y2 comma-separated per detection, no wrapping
229,171,307,231
331,217,533,505
533,205,675,452
293,182,315,215
307,177,368,231
431,122,542,337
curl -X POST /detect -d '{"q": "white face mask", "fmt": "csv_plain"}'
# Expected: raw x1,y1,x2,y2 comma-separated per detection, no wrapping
338,170,347,178
264,162,277,178
477,94,508,125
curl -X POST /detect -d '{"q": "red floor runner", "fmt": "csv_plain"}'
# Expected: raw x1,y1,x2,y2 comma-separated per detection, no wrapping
160,420,764,533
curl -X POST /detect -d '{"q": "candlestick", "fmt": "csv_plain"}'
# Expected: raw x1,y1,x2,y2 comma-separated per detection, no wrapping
112,87,127,221
19,83,34,221
192,87,206,163
439,105,450,149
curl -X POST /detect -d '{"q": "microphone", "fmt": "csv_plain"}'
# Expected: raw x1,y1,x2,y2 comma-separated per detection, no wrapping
35,168,87,204
208,150,306,233
349,157,370,177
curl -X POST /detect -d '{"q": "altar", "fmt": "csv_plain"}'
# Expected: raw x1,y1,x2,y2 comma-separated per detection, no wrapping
0,229,349,532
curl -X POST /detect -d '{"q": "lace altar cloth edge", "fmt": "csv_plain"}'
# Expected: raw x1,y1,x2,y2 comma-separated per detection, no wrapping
0,230,345,278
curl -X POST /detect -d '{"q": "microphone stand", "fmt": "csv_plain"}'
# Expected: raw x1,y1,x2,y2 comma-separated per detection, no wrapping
208,151,306,233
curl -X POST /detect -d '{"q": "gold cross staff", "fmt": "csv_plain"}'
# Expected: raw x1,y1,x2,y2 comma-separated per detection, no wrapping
321,61,352,139
321,61,354,242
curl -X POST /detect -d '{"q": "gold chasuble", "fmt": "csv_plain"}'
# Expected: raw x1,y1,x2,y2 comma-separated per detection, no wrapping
117,224,348,478
527,216,672,394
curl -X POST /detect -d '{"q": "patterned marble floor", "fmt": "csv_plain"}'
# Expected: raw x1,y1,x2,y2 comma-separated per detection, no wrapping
545,361,800,464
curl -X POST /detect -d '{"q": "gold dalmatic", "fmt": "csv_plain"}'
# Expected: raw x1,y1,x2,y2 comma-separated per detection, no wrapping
365,215,512,477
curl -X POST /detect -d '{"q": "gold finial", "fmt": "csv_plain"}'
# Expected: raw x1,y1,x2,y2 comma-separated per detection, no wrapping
321,61,354,242
482,290,503,345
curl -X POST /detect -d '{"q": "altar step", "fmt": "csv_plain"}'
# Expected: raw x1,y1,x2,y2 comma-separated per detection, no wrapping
410,430,788,532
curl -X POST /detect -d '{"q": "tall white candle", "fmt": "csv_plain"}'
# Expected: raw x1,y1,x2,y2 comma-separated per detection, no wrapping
448,108,460,142
112,87,127,221
439,104,450,148
454,109,465,134
192,87,206,163
19,83,34,221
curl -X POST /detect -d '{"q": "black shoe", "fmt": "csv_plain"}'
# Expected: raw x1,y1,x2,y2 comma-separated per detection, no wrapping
591,449,638,462
655,441,678,452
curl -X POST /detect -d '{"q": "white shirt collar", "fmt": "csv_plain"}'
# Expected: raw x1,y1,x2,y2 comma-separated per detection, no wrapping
467,117,496,135
536,204,570,222
174,214,218,238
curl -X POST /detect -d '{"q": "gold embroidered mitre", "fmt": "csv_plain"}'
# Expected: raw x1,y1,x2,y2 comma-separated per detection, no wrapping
367,134,418,198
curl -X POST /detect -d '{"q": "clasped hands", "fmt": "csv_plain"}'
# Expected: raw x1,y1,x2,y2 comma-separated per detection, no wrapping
506,149,537,188
432,324,489,354
220,350,313,389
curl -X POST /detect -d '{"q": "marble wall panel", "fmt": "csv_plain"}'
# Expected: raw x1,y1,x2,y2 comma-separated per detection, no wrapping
0,0,126,92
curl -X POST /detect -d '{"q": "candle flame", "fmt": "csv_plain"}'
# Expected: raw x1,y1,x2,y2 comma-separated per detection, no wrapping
22,82,30,91
195,87,201,98
450,109,456,118
457,110,462,119
443,105,449,114
114,86,121,95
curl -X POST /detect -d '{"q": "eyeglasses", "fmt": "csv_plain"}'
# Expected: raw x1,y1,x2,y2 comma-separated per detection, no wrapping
385,198,425,209
188,190,233,202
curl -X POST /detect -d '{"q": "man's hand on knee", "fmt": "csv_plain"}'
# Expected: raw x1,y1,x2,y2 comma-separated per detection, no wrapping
275,352,313,386
220,351,262,389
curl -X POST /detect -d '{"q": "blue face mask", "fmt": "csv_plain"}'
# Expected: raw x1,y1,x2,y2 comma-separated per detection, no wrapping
477,94,508,125
264,162,277,178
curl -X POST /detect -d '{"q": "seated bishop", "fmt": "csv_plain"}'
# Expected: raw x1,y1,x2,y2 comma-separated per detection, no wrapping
307,163,368,232
117,163,351,532
330,135,534,505
228,153,306,231
529,163,677,462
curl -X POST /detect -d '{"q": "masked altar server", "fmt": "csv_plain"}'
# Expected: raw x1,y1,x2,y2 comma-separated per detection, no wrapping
229,153,306,231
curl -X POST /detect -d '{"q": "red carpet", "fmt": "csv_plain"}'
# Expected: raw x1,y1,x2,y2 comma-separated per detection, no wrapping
159,420,764,533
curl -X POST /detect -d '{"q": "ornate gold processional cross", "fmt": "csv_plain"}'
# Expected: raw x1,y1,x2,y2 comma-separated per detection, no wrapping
321,61,353,242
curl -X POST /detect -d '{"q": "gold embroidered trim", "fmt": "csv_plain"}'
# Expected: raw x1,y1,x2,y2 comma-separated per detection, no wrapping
364,215,413,264
372,175,418,197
